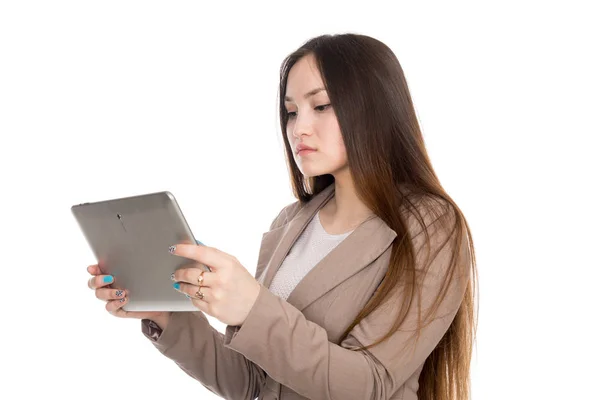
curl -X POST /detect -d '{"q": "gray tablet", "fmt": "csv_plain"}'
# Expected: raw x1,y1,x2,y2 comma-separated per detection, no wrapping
71,191,209,312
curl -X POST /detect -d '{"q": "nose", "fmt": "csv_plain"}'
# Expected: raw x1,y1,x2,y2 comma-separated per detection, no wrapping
291,113,314,139
292,129,308,139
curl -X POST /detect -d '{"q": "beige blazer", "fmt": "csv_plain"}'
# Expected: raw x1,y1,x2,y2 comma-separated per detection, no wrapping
143,183,469,400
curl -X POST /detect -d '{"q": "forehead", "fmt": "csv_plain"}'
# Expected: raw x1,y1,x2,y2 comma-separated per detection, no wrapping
285,55,326,99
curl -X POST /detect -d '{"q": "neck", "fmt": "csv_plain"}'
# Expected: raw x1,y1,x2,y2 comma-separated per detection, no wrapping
326,169,374,224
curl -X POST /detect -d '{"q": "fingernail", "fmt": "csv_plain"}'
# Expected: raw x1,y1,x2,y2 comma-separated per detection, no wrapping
170,273,175,281
115,290,124,297
103,275,114,283
185,294,192,299
195,240,204,245
173,282,180,290
168,245,176,254
119,297,126,303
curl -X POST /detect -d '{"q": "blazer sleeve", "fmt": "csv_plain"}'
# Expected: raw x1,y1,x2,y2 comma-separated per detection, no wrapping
222,205,471,400
140,203,294,400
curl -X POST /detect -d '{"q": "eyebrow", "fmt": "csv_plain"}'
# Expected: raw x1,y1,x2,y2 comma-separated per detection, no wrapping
284,87,326,102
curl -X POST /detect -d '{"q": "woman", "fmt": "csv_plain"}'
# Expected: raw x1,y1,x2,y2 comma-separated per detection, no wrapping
87,33,478,400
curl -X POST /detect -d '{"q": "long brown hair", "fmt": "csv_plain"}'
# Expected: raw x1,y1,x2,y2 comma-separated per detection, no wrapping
277,33,478,400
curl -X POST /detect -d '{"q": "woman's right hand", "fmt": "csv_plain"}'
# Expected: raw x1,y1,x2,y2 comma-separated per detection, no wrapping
87,264,171,330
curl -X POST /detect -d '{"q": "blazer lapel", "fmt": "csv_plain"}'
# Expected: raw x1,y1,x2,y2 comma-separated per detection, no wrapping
260,183,398,312
259,184,334,289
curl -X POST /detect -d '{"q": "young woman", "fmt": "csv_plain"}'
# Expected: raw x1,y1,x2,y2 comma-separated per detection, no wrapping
87,33,478,400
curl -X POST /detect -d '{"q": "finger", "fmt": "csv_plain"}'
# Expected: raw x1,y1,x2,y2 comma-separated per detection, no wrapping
88,274,115,290
89,261,110,275
173,266,214,286
87,264,102,276
106,297,129,317
95,288,127,301
105,297,160,319
191,297,210,313
169,243,229,270
173,281,211,302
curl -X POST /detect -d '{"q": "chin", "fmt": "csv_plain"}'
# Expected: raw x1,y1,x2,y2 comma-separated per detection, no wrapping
297,159,344,178
300,167,334,178
300,170,319,178
299,167,320,178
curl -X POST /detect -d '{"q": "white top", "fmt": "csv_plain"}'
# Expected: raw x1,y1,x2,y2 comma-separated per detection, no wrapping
268,210,354,300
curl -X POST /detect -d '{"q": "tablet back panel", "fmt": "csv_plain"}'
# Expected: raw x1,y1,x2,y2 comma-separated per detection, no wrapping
72,191,204,312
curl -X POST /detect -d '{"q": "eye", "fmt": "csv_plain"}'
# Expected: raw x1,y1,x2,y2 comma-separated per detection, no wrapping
286,104,330,120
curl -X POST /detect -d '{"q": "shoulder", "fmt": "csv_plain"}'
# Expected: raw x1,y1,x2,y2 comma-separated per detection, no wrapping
402,193,470,279
268,200,303,230
402,193,466,264
401,192,458,241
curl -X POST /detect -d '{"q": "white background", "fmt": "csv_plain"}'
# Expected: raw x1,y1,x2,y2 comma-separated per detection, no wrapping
1,1,598,399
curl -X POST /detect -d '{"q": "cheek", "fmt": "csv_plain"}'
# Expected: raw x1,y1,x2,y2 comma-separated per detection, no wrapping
336,141,348,165
335,134,346,151
319,134,347,168
325,116,345,147
332,130,347,160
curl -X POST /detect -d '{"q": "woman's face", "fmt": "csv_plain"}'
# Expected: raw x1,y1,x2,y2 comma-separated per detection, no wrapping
284,54,348,178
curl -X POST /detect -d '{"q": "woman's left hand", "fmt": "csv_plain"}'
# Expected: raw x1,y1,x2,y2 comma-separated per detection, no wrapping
169,243,261,327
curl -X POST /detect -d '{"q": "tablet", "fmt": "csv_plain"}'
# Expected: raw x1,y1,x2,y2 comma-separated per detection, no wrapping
71,191,209,312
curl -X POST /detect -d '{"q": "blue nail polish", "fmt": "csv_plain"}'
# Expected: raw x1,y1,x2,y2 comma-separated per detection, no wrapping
173,282,180,290
103,275,114,283
195,240,204,245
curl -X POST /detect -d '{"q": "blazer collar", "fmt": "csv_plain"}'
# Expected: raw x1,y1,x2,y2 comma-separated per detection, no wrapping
260,183,398,312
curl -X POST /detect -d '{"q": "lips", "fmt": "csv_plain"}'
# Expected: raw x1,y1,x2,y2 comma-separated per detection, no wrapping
295,143,316,154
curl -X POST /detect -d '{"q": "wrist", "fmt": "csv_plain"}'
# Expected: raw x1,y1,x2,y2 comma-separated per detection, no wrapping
151,312,172,331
